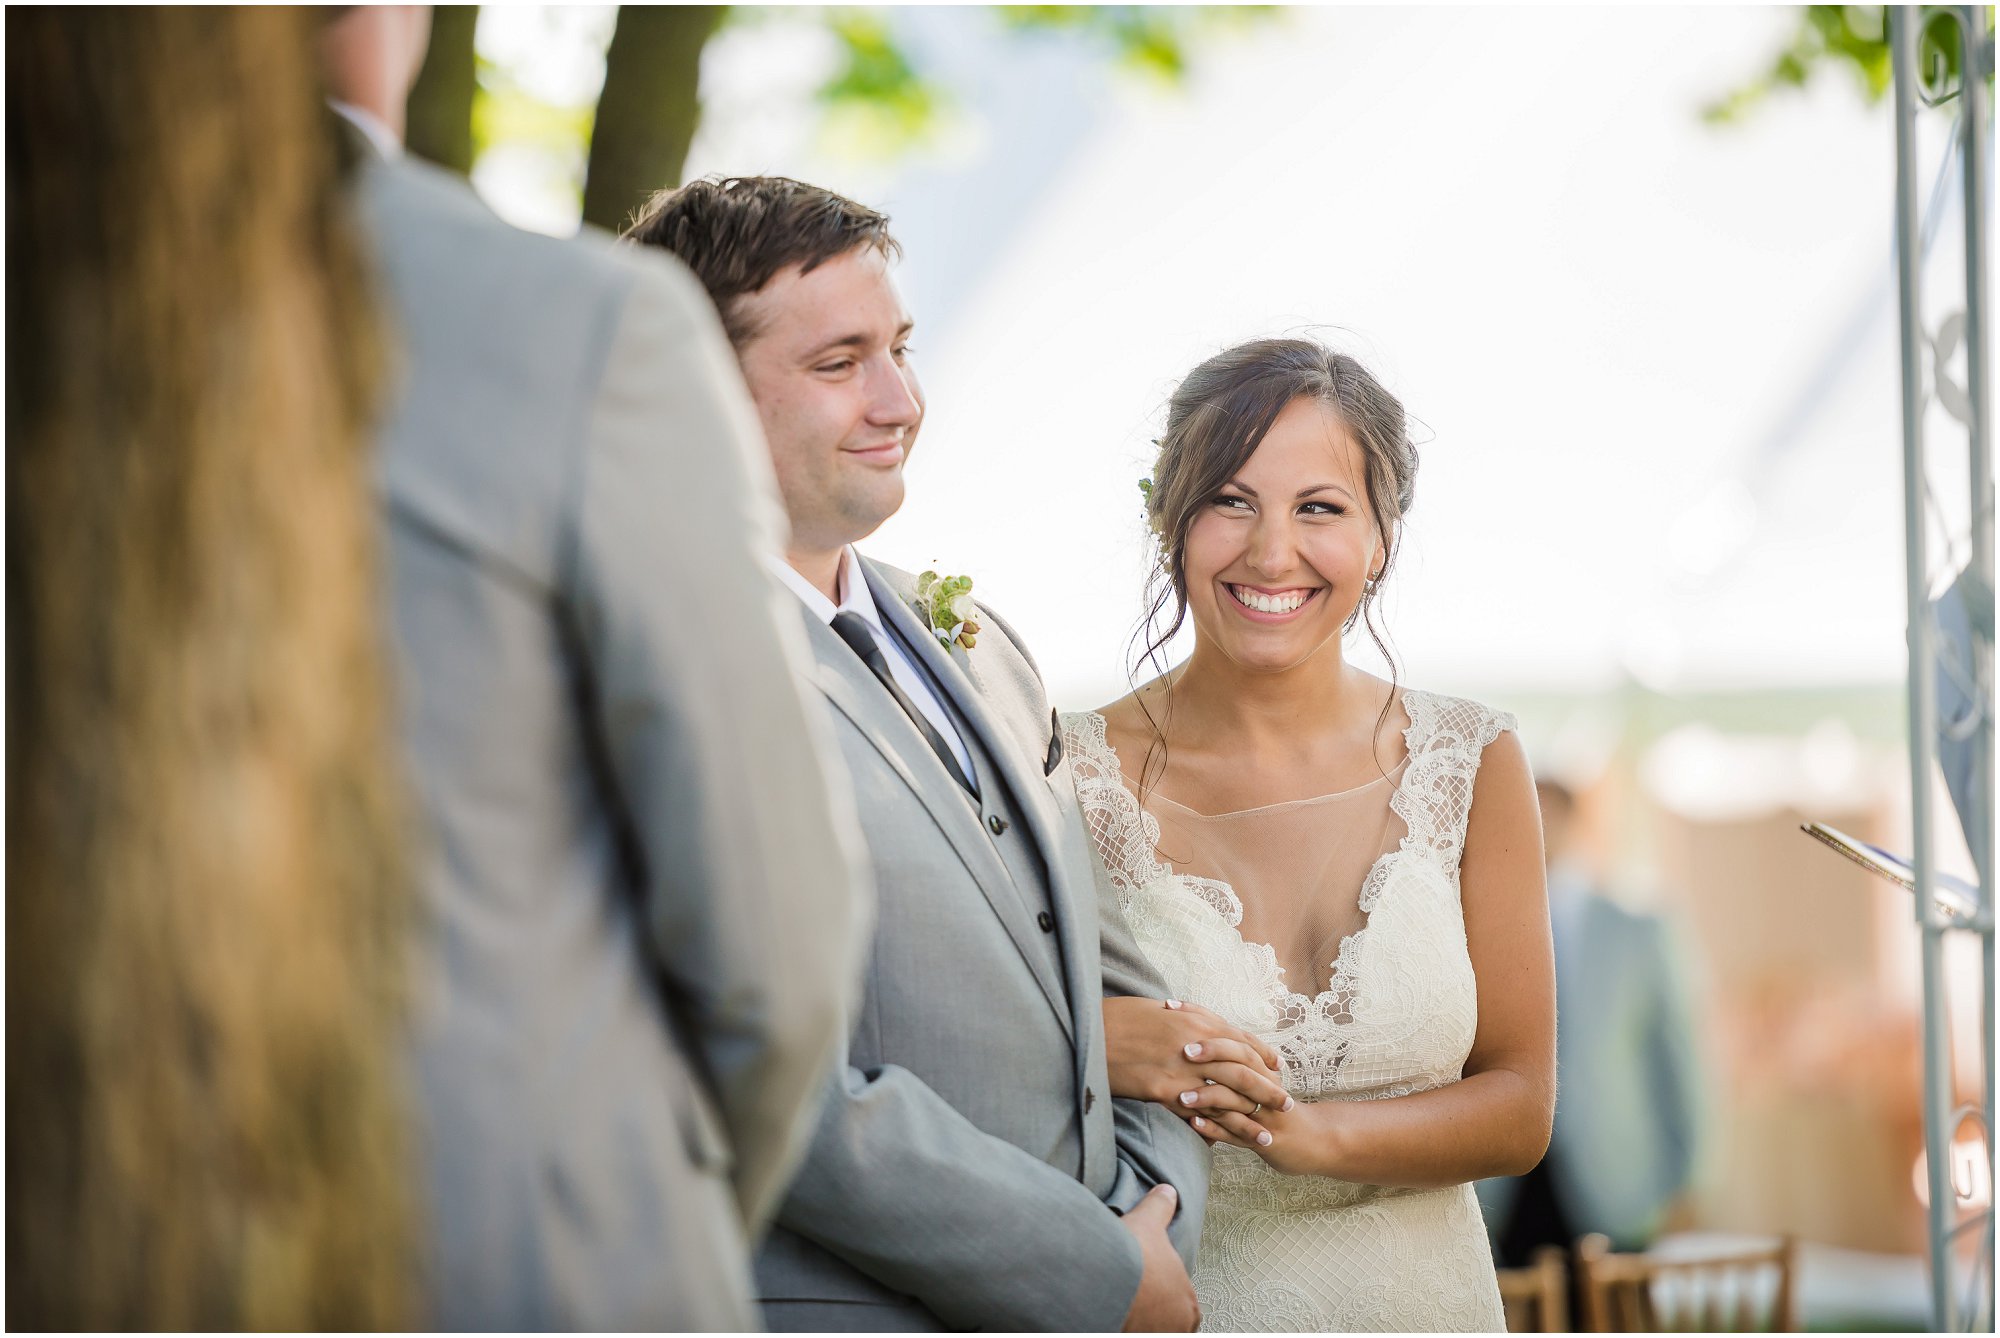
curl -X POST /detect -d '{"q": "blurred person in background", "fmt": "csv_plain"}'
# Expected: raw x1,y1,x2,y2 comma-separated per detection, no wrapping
627,176,1212,1332
320,10,872,1329
1477,778,1705,1260
1070,338,1555,1331
7,8,414,1328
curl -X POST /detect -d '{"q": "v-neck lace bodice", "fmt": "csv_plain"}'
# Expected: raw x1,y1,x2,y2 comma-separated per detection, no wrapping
1064,689,1513,1100
1061,689,1517,1332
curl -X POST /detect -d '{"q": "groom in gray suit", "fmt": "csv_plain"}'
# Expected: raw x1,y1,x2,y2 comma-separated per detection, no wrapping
323,12,871,1329
628,178,1207,1331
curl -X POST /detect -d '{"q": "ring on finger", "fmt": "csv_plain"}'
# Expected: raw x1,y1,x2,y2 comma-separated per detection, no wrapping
1251,1101,1262,1114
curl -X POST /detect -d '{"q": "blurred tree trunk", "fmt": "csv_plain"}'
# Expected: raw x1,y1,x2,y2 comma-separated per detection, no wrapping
6,7,414,1329
583,5,725,233
406,4,479,173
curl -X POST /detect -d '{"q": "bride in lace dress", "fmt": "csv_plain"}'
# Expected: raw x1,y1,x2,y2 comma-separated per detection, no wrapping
1071,339,1554,1332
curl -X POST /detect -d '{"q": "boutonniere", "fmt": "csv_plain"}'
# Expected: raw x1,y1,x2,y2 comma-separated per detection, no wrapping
914,570,981,651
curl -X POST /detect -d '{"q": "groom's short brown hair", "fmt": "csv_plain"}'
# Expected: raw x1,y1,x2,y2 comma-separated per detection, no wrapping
623,176,900,348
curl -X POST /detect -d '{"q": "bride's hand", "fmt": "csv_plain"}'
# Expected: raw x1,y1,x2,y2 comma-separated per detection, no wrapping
1189,1097,1332,1177
1103,996,1292,1131
1187,1096,1310,1170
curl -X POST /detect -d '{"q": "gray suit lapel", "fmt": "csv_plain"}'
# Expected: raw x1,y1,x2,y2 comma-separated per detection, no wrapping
862,561,1061,837
800,609,1074,1038
862,560,1098,1041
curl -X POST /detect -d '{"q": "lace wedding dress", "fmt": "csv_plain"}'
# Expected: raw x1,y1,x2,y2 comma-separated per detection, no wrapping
1063,690,1515,1332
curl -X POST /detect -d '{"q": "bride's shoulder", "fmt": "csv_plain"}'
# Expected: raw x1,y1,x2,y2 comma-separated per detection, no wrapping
1078,686,1171,759
1058,696,1127,756
1397,687,1534,846
1398,684,1519,751
1081,692,1136,729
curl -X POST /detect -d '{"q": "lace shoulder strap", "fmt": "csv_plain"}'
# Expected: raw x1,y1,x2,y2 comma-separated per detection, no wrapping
1059,710,1161,908
1395,690,1517,883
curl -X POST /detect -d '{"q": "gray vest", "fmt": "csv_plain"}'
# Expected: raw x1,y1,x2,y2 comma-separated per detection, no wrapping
884,617,1069,997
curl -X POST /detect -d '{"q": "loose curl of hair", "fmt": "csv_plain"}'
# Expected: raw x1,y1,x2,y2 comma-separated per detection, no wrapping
1129,337,1420,796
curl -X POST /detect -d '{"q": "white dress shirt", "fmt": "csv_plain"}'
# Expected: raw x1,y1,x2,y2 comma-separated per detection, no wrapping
771,548,976,783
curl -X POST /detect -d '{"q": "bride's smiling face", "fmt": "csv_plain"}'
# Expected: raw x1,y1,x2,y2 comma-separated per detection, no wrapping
1182,396,1385,674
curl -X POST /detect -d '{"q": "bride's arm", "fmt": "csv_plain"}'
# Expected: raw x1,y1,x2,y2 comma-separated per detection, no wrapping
1191,729,1556,1186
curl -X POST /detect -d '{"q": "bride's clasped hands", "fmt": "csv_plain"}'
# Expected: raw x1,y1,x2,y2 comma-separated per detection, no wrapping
1103,996,1294,1146
1103,998,1457,1181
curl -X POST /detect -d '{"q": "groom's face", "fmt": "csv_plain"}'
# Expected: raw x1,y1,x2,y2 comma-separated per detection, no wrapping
733,246,924,556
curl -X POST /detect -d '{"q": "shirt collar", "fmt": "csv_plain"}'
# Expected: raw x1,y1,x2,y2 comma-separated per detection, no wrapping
768,547,886,635
328,100,403,160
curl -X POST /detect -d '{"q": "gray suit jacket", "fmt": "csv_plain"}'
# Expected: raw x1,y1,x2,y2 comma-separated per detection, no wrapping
1478,887,1703,1247
755,556,1208,1331
358,152,871,1329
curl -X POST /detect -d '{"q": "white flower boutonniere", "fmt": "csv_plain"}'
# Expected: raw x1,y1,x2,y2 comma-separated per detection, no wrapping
914,570,981,651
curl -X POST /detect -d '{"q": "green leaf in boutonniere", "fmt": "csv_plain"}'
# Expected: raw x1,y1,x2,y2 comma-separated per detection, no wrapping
914,569,980,651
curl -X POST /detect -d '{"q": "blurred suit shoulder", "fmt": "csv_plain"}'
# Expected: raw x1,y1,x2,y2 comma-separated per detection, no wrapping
1578,890,1675,967
357,151,704,316
356,153,723,588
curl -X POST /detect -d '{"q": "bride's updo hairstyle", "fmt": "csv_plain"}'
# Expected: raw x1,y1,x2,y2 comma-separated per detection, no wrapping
1132,338,1418,782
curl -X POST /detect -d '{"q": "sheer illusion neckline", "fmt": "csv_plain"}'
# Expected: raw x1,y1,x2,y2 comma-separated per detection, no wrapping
1134,759,1407,821
1102,696,1416,821
1083,698,1428,1007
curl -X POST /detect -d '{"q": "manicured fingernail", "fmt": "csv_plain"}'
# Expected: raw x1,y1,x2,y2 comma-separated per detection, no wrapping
1184,1042,1202,1059
1160,1183,1178,1203
1179,1090,1199,1106
1165,998,1182,1009
1282,1096,1295,1112
1191,1116,1205,1128
1257,1131,1273,1147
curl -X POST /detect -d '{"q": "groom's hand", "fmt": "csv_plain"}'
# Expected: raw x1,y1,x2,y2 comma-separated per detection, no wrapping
1119,1184,1199,1331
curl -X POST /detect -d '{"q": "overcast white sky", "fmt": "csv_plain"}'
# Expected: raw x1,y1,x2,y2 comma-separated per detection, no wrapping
478,6,1977,711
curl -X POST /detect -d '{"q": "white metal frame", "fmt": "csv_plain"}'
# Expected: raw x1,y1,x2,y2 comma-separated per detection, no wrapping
1890,7,1994,1331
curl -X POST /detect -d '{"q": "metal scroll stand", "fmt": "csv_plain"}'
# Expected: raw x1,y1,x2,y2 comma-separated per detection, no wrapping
1891,6,1995,1331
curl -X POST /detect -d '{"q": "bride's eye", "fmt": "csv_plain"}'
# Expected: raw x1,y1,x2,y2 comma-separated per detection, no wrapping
1213,494,1253,512
1300,501,1346,517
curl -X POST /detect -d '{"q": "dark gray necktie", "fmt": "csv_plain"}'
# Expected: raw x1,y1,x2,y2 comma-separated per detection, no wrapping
830,611,978,800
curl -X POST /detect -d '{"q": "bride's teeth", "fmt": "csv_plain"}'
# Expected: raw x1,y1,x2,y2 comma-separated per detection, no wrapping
1233,586,1307,614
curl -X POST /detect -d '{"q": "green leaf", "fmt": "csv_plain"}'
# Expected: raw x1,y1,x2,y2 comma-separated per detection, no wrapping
817,9,953,157
995,5,1281,87
1704,4,1993,125
470,56,598,164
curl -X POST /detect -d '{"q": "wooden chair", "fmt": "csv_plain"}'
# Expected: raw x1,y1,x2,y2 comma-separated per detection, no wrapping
1496,1244,1570,1332
1574,1232,1800,1332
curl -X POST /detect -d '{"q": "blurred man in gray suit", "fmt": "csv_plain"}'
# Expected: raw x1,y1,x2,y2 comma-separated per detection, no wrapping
321,11,871,1328
1479,779,1706,1259
627,178,1208,1332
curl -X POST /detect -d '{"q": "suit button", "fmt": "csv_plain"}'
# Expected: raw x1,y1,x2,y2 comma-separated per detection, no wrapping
1084,1087,1096,1113
988,814,1008,835
1037,911,1055,933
